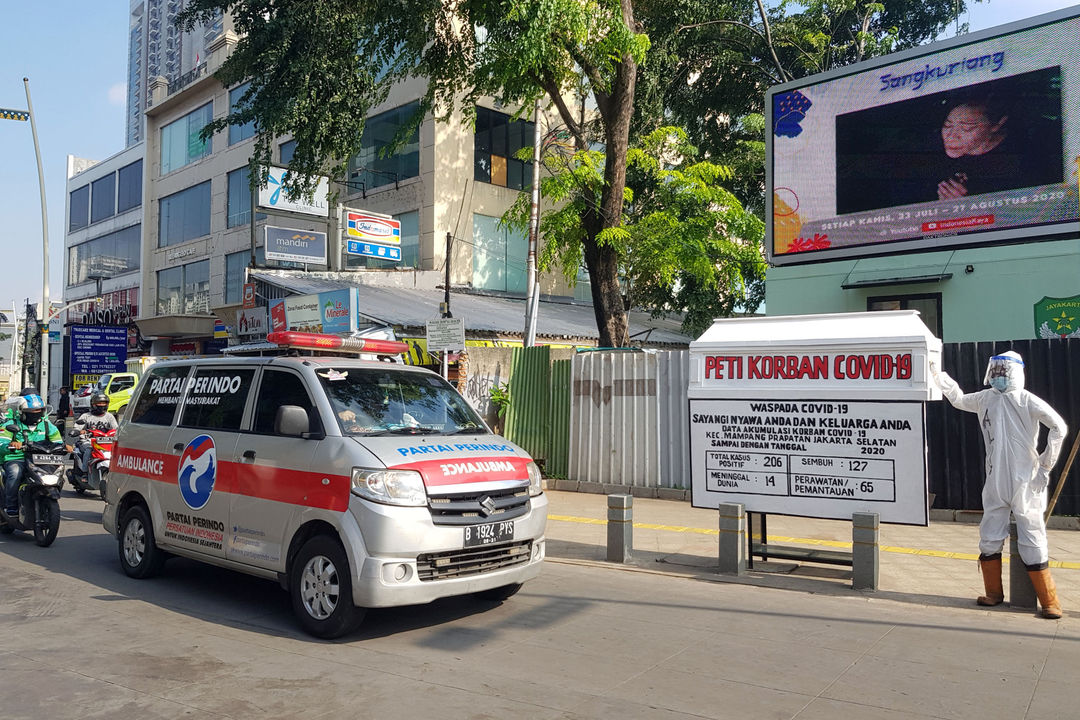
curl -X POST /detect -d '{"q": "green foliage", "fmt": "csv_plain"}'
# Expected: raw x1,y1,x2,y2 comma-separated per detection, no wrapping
504,126,765,337
489,382,512,419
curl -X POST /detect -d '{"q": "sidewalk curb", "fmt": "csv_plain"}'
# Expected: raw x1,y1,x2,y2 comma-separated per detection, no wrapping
546,482,1080,530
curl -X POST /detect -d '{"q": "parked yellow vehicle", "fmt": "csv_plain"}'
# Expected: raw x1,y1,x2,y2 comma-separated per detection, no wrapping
73,373,139,418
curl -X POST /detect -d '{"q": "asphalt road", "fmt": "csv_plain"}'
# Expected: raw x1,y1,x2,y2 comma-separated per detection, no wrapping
1,489,1078,720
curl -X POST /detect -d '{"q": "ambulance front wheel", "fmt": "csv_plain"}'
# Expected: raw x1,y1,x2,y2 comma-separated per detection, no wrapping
290,535,365,639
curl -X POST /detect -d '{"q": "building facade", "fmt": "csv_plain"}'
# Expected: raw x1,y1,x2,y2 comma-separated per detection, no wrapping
64,145,146,392
135,32,580,352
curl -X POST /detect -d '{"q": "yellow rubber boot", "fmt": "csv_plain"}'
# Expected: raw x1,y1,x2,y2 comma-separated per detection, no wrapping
977,554,1004,606
1028,567,1063,619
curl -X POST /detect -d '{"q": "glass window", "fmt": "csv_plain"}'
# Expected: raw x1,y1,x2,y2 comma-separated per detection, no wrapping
156,266,183,315
160,101,213,174
474,106,533,191
69,185,90,231
228,83,256,145
868,294,942,338
227,166,250,227
316,367,483,435
67,224,141,286
279,139,296,164
348,101,420,190
253,369,320,435
345,210,420,269
180,367,256,430
116,160,143,213
184,259,210,314
158,181,211,247
472,213,527,294
129,364,190,426
91,173,116,224
110,376,136,392
225,250,248,305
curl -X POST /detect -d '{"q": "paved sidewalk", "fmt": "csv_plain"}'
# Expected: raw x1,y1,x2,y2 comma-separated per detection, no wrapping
542,490,1080,613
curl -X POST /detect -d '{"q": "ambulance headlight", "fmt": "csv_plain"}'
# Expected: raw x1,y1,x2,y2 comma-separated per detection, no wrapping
351,468,427,507
526,461,543,497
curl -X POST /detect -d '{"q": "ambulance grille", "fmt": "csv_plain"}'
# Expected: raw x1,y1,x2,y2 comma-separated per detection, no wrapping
427,487,530,526
416,541,532,581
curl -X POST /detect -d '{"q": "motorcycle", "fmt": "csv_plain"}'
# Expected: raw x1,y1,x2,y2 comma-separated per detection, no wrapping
0,430,66,546
68,427,116,499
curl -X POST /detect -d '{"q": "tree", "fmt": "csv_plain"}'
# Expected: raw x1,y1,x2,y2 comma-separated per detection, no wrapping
181,0,651,347
505,126,764,337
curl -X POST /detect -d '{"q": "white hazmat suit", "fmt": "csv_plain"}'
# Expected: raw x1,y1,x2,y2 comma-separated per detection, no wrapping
933,351,1067,618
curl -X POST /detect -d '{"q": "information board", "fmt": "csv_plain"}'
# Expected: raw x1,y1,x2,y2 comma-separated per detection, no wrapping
689,398,927,525
70,325,128,378
426,317,465,352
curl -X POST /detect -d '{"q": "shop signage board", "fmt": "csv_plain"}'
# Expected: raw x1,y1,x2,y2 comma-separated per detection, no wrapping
70,325,127,384
344,209,401,262
257,166,330,217
242,283,256,309
236,306,267,338
426,317,465,352
265,226,328,264
268,288,359,334
688,310,941,525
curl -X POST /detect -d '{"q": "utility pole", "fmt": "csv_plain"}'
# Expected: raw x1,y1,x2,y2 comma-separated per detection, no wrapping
442,231,452,379
523,99,541,347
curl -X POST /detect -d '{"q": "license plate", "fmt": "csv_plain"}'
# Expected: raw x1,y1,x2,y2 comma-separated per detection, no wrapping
463,521,514,547
34,454,66,464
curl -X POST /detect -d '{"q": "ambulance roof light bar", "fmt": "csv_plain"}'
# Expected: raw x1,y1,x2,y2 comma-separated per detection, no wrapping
266,331,409,355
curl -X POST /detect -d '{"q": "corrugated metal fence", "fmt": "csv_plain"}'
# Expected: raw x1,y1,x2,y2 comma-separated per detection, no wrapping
567,350,690,488
930,339,1080,516
503,346,550,466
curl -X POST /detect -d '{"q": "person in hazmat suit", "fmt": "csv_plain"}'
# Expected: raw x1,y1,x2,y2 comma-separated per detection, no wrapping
931,351,1067,618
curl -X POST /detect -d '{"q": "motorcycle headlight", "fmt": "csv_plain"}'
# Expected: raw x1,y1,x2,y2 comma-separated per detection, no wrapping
40,474,61,487
351,468,427,507
526,461,543,497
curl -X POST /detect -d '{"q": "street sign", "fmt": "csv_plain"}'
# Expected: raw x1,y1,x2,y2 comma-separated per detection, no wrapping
426,317,465,352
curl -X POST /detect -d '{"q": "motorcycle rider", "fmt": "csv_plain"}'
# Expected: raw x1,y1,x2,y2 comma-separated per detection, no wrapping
1,394,63,518
931,352,1068,618
72,393,119,482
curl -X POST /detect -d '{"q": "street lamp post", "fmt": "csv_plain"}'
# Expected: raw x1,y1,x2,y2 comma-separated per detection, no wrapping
0,80,49,398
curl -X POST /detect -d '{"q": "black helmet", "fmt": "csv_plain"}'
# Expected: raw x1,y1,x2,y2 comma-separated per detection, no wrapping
90,393,109,416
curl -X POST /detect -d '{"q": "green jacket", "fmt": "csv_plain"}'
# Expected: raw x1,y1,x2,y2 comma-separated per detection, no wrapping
0,418,62,462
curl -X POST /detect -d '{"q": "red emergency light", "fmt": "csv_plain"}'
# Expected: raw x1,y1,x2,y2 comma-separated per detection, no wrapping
266,331,409,355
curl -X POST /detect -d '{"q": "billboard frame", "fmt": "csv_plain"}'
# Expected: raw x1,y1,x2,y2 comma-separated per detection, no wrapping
766,5,1080,267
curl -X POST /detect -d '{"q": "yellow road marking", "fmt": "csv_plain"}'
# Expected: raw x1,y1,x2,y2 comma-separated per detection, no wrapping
547,514,1080,570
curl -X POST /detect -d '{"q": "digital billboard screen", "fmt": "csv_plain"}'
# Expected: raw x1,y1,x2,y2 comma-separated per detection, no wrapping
767,10,1080,265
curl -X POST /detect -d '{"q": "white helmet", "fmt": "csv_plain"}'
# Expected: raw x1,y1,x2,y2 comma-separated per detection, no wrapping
984,350,1024,393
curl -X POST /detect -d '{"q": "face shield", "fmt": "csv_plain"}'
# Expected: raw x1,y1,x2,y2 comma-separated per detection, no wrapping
983,351,1025,393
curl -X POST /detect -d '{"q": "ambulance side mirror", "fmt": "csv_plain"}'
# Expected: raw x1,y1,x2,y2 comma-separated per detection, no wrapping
275,405,310,437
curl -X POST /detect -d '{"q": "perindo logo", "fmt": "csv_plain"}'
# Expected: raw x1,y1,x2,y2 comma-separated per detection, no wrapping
178,435,217,510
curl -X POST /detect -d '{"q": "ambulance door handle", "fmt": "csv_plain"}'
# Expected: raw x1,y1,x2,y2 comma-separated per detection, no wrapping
173,443,184,453
242,450,256,461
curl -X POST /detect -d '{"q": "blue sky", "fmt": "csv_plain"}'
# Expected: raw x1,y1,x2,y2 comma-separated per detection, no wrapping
0,1,1077,315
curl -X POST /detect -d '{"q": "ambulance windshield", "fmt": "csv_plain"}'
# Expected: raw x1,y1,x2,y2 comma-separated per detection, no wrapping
316,367,487,436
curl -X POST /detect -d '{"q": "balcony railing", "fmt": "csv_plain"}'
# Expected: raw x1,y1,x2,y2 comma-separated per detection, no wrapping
168,61,207,95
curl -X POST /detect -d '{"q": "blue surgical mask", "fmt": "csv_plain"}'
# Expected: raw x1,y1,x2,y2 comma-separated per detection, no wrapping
990,376,1009,392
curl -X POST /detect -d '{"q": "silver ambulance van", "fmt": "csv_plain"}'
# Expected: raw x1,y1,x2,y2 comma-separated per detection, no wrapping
102,344,547,638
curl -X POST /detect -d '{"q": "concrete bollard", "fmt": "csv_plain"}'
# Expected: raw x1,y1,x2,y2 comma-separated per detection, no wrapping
606,494,633,563
717,503,746,575
852,512,879,591
1008,521,1037,608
